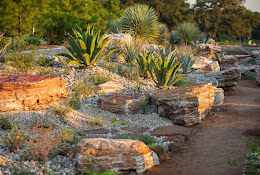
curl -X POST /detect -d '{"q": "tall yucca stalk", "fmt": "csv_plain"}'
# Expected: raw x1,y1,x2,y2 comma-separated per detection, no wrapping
176,22,201,45
121,4,159,43
58,26,116,68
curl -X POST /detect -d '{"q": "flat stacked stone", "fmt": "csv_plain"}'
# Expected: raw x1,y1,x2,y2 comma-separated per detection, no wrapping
192,56,220,73
75,138,154,174
152,83,222,126
99,94,148,114
220,55,238,70
0,73,67,111
97,81,124,94
206,68,241,95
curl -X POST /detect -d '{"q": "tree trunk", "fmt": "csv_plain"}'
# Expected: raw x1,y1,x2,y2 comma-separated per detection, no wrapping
19,10,22,36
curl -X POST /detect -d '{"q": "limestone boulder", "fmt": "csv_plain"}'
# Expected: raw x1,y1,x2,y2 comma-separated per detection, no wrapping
152,83,222,126
182,74,218,87
75,138,154,174
97,81,124,94
206,68,241,95
0,73,67,111
99,94,149,114
192,56,220,73
220,55,238,70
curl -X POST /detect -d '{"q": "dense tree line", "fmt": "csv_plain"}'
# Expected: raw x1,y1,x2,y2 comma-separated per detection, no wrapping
0,0,259,44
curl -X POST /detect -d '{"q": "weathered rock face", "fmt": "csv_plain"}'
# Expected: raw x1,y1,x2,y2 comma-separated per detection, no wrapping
256,71,260,86
0,73,67,111
99,94,148,114
152,83,222,126
75,138,154,174
220,55,238,70
213,88,224,106
97,81,124,94
192,56,220,73
206,68,241,95
182,74,218,87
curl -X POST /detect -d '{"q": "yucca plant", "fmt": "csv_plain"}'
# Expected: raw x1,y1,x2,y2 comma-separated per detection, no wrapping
121,4,159,43
58,26,116,68
116,36,143,64
0,33,11,62
176,22,201,45
148,51,186,88
174,46,196,74
157,22,169,45
136,51,153,78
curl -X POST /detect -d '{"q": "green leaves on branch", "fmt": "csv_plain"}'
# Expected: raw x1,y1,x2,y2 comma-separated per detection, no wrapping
58,26,116,68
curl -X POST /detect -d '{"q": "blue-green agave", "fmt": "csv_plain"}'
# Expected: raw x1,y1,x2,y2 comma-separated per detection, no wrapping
59,26,116,67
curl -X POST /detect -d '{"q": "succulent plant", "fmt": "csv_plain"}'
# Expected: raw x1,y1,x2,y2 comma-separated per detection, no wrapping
136,51,153,78
58,25,116,68
176,22,201,45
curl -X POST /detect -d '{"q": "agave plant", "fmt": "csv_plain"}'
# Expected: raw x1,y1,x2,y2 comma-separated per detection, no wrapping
174,46,196,74
136,51,153,78
0,33,11,62
148,51,186,88
176,22,201,45
58,26,116,68
121,4,159,42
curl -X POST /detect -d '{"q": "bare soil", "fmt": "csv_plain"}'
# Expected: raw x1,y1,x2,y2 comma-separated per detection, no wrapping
145,79,260,175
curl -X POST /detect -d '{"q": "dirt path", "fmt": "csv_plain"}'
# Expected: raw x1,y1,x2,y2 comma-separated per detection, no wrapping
145,79,260,175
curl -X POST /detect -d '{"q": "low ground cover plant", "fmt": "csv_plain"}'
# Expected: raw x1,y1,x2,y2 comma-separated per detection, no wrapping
91,71,111,85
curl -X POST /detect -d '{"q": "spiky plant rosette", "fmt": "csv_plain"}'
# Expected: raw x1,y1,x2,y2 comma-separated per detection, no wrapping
176,22,201,45
121,4,159,43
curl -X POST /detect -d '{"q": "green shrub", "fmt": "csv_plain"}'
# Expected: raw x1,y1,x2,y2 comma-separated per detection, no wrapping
82,169,118,175
62,129,82,145
73,80,97,97
9,35,28,50
176,22,201,45
58,25,116,68
37,55,54,67
35,67,55,76
0,115,12,130
110,118,117,123
91,117,103,126
52,105,71,118
68,94,82,110
113,123,117,127
115,36,143,64
24,36,47,46
5,51,36,72
1,124,28,152
121,4,159,42
174,46,196,74
120,121,127,125
148,50,186,88
91,71,111,85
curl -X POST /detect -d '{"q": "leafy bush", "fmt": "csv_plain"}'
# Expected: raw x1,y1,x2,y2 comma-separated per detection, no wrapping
37,55,54,67
0,115,12,130
91,71,111,85
82,169,118,175
5,51,36,72
148,51,186,88
1,124,28,152
120,121,127,125
91,117,103,126
24,36,47,46
115,36,143,64
174,46,196,74
58,25,116,68
121,4,159,42
73,80,97,97
136,51,153,78
68,94,82,110
0,33,11,62
52,105,71,118
176,22,201,45
9,35,28,50
110,118,117,123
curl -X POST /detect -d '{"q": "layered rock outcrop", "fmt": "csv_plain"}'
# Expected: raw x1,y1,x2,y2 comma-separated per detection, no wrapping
206,68,241,95
152,83,222,126
220,55,238,70
97,81,124,94
0,73,67,111
75,138,154,174
99,94,148,114
192,56,220,73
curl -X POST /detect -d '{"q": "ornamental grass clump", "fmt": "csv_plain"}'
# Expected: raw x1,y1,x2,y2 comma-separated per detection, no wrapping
58,25,116,68
176,22,201,45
